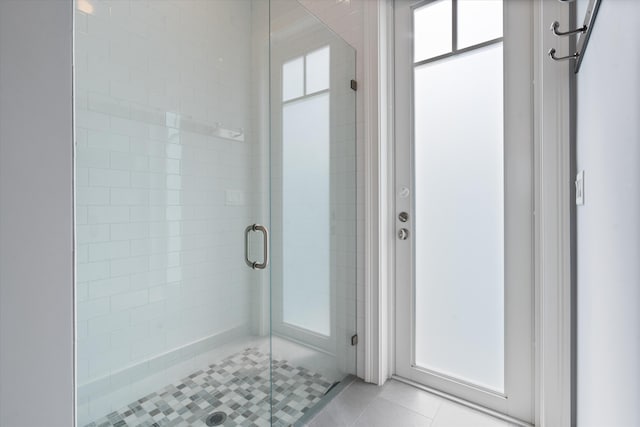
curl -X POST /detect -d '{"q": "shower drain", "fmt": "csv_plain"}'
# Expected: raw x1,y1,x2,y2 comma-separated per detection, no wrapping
205,411,227,426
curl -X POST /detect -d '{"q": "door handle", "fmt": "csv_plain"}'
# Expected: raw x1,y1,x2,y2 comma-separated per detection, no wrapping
245,224,269,269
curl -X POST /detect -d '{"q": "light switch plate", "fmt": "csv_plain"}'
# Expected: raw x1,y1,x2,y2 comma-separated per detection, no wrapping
575,170,584,205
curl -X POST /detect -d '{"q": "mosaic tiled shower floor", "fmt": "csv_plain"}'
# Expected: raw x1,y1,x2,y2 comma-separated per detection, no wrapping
84,348,333,427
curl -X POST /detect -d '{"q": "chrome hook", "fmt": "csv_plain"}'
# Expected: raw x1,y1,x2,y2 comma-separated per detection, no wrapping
551,21,587,37
548,48,580,61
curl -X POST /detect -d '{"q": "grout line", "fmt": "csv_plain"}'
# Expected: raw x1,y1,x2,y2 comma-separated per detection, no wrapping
430,396,445,425
336,380,379,427
377,394,436,421
349,397,375,427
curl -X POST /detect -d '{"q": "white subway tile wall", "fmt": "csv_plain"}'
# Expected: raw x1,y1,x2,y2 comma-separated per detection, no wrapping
75,0,258,388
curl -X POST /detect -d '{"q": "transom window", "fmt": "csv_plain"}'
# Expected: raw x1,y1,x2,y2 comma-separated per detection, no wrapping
414,0,503,64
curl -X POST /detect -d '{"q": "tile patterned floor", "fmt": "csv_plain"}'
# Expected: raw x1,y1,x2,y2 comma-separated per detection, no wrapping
84,348,332,427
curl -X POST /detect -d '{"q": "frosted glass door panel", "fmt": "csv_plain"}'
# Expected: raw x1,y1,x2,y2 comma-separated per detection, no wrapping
282,93,330,336
457,0,503,49
414,42,504,392
414,0,452,62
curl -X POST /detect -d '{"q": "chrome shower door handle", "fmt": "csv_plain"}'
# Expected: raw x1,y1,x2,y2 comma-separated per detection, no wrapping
244,225,254,268
244,224,269,270
253,224,269,269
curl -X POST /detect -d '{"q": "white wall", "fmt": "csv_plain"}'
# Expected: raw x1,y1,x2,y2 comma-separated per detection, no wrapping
0,1,74,427
576,1,640,426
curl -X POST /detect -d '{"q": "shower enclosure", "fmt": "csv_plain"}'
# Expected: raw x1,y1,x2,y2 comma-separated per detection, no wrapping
74,1,356,425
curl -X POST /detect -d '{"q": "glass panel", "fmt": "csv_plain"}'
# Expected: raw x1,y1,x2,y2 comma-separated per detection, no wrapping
414,0,452,62
75,0,272,425
76,0,357,425
270,0,357,424
457,0,503,49
305,46,330,94
414,42,504,392
282,93,330,335
283,56,304,101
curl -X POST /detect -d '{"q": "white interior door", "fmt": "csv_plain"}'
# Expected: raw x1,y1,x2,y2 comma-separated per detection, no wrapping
394,0,534,423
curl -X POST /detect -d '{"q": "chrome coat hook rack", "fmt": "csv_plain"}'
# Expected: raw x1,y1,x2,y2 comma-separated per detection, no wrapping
548,0,602,73
548,48,579,61
551,21,587,37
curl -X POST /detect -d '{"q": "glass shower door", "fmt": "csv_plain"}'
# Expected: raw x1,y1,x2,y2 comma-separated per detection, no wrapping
74,0,355,425
269,1,357,424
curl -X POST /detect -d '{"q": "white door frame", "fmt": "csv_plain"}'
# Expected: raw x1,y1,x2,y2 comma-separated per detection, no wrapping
362,0,573,425
532,0,573,425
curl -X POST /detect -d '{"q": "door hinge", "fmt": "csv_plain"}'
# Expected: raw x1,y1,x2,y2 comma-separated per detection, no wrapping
351,334,358,346
350,79,357,91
